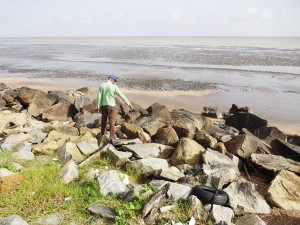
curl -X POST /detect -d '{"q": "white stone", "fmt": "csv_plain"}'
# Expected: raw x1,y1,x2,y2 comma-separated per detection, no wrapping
0,215,28,225
0,168,15,177
97,170,129,196
61,160,79,184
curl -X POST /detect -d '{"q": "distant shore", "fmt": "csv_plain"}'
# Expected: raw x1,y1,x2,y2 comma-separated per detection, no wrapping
1,75,299,135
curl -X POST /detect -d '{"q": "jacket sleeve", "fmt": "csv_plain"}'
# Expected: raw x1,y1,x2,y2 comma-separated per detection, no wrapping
115,87,131,105
96,85,101,108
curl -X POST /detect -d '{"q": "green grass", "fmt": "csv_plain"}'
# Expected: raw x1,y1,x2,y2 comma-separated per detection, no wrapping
0,153,122,224
0,152,208,224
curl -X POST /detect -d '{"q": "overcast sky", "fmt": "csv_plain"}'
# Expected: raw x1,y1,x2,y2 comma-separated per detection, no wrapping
0,0,299,37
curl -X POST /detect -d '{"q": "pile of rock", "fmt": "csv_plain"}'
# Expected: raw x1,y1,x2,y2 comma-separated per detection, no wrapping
1,83,300,225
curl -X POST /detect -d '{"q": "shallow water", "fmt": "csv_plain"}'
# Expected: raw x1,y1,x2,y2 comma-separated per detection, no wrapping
0,37,299,133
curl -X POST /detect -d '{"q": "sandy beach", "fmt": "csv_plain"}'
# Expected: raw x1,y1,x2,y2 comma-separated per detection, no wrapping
1,76,299,135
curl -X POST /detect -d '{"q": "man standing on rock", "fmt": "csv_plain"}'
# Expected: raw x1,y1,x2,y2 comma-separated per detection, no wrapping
96,74,134,140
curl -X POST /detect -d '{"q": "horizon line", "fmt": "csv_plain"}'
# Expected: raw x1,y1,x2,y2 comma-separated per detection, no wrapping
0,35,300,39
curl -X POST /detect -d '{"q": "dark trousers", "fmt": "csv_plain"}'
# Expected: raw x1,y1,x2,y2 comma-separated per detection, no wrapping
100,105,116,139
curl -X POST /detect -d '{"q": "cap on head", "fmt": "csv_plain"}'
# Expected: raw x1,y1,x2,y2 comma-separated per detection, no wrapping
108,74,117,82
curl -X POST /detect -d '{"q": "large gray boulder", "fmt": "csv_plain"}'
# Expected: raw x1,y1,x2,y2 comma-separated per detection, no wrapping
250,154,300,176
47,91,74,104
194,129,218,148
204,205,234,225
157,166,185,182
42,101,77,122
0,112,27,127
74,113,100,128
28,92,53,117
12,150,34,161
155,125,179,146
266,170,300,210
202,122,232,137
135,117,167,136
86,204,117,219
254,126,287,145
1,133,31,152
97,170,129,196
170,138,206,166
107,145,133,166
225,134,259,159
121,122,143,139
171,109,203,139
126,158,169,176
57,142,84,163
236,214,266,225
270,138,300,162
77,137,99,156
26,117,47,130
122,143,175,159
2,125,31,135
151,180,192,200
15,142,32,153
17,87,44,106
43,124,79,144
224,178,270,215
0,215,28,225
241,128,272,154
202,149,240,188
32,140,59,153
61,160,79,184
225,112,268,132
48,124,79,137
146,103,172,120
74,96,93,111
27,129,47,144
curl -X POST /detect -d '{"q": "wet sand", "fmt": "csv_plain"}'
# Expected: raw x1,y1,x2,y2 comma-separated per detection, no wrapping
1,76,299,135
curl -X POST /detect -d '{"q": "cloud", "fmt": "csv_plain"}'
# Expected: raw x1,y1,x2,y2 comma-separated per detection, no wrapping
171,13,183,21
261,9,274,20
113,12,125,19
235,7,275,21
57,16,72,23
236,7,259,20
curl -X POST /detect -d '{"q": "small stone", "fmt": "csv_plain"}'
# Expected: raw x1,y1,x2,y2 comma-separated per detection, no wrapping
86,204,117,219
0,215,28,225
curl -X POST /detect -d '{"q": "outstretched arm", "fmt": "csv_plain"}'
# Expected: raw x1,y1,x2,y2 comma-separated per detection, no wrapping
115,87,135,110
96,85,101,111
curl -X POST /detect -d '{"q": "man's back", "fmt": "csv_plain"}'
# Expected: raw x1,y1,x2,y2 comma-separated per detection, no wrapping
97,80,130,107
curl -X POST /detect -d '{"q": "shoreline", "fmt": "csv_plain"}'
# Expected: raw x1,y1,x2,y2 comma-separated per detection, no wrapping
1,76,299,135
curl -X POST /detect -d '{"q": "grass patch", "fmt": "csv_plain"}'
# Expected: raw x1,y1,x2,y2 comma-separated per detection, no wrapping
0,154,123,224
1,160,68,221
0,152,203,224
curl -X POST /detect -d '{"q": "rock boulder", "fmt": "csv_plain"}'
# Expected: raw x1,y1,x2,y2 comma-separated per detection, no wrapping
42,101,77,122
270,138,300,162
266,170,300,210
250,154,300,177
224,178,270,215
225,112,267,132
170,138,206,166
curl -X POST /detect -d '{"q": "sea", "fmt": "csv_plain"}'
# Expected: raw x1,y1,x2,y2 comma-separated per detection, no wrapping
0,37,300,133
